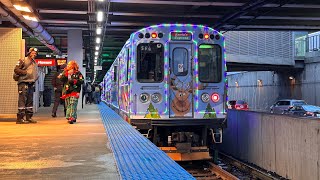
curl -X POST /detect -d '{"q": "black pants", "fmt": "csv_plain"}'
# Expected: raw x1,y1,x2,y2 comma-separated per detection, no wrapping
52,90,65,114
18,82,35,114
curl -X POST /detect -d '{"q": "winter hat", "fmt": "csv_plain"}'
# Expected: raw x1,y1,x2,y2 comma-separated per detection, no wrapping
26,47,38,56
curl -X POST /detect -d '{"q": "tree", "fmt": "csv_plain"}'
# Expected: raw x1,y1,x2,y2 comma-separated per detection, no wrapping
203,103,217,118
144,103,161,118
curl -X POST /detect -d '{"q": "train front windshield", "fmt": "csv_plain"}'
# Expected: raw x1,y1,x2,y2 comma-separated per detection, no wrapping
137,43,164,83
198,44,222,83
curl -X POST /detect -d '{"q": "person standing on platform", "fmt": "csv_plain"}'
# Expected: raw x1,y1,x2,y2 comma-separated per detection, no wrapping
85,82,93,104
14,47,39,124
94,84,101,104
59,60,84,124
51,64,67,117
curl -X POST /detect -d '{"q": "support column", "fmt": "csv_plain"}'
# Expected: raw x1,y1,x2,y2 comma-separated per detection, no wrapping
0,28,22,114
67,29,86,109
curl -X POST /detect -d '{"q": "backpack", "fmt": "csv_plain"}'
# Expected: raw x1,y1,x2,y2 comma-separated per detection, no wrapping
13,72,19,81
13,59,25,81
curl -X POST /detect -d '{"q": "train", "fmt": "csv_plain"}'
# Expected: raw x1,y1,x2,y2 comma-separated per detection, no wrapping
100,24,227,161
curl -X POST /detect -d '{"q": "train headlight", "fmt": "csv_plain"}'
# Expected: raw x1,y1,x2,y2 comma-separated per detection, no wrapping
140,93,150,103
151,93,162,103
151,32,157,38
201,93,210,103
211,93,220,102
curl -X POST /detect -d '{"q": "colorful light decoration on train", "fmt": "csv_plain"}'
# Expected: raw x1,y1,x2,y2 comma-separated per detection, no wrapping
117,24,227,116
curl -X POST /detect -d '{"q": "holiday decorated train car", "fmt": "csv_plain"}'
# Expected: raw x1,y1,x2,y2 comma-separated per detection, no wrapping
102,24,227,161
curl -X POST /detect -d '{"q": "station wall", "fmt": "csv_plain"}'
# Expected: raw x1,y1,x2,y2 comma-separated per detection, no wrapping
299,61,320,106
225,31,294,66
219,110,320,180
227,71,302,111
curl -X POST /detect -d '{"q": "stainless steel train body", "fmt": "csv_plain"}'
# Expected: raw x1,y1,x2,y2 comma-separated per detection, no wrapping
101,24,227,161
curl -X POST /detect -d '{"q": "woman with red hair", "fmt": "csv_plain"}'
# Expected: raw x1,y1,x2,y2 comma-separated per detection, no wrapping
59,60,84,124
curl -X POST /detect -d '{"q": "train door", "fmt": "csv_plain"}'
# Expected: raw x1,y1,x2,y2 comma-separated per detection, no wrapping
169,43,193,118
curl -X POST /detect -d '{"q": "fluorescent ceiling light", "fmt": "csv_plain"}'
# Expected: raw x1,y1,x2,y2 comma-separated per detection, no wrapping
22,15,38,22
13,4,32,12
97,11,103,22
96,37,101,43
95,51,98,55
96,27,102,35
95,46,99,50
94,60,97,63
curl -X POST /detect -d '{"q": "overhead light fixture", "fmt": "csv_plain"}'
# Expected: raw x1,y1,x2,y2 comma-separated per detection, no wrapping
95,46,99,50
22,13,39,22
96,37,101,43
94,60,97,63
97,11,103,22
95,57,98,59
98,0,104,1
95,51,98,55
13,1,32,12
96,27,102,35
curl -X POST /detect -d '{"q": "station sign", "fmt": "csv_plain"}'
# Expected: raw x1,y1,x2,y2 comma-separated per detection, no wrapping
57,59,67,65
171,32,192,41
36,59,55,66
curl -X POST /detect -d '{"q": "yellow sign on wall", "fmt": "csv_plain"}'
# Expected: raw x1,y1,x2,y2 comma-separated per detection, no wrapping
57,59,67,65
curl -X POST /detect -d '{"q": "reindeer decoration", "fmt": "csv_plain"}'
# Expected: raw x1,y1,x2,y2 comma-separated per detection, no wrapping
170,76,193,116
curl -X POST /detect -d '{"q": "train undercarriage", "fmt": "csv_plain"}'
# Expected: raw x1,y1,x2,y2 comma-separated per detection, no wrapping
131,118,226,161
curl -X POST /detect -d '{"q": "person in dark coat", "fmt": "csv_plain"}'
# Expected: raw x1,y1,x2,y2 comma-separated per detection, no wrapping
51,64,67,117
14,47,38,124
59,60,84,124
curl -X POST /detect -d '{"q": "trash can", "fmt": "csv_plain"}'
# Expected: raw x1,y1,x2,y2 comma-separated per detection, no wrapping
43,86,52,107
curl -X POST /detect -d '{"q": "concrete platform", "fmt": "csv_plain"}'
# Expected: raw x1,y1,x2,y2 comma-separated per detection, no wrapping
0,104,120,179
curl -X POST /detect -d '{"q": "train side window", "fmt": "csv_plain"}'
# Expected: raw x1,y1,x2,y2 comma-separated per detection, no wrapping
126,49,130,82
137,43,164,83
198,44,222,83
172,47,188,76
114,66,117,82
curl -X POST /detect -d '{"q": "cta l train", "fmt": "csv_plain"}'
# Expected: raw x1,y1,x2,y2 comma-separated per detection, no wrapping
101,24,227,161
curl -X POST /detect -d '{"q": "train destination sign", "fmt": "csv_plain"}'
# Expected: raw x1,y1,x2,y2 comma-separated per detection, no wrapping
171,32,192,41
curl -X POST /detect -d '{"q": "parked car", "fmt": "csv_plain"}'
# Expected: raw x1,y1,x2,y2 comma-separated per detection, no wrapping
227,100,249,110
284,105,320,117
270,99,306,114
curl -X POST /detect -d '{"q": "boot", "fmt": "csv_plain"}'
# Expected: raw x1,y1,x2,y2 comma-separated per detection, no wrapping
52,112,57,117
26,113,37,123
67,118,74,124
16,113,29,124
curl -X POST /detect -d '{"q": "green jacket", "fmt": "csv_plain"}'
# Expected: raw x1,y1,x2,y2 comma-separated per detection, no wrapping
60,70,84,95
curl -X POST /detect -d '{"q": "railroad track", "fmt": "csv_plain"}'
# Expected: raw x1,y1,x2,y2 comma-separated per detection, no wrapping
180,152,288,179
180,161,239,180
218,152,287,180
